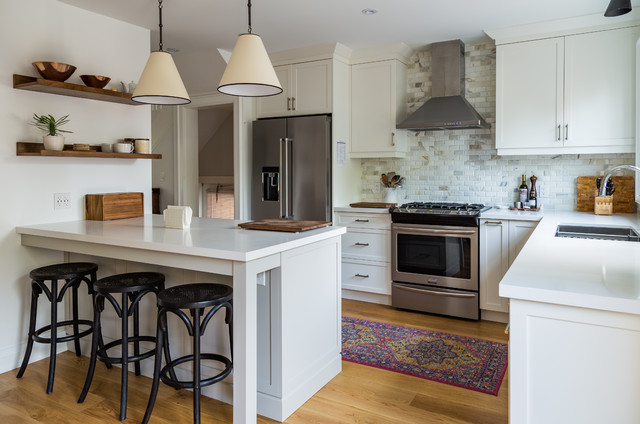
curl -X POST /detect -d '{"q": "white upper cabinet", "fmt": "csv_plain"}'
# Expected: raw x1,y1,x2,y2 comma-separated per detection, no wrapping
256,60,332,118
350,59,408,158
495,25,640,155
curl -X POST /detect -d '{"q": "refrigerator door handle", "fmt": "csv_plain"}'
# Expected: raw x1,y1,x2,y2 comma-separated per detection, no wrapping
283,137,293,218
279,138,286,218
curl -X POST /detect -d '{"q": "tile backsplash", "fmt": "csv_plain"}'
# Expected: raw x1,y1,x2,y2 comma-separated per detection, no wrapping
359,40,635,210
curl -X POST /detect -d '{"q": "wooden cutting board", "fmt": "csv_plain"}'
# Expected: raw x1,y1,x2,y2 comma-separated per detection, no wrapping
576,176,635,213
349,202,396,208
238,219,332,232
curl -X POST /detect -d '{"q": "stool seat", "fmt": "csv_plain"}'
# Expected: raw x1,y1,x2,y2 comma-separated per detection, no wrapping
17,262,97,394
158,283,233,309
29,262,98,281
94,272,165,294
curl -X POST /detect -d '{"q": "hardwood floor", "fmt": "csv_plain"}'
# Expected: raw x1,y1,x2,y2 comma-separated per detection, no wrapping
0,299,508,423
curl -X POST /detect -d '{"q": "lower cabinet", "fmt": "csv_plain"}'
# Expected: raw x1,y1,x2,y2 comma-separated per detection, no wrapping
479,218,538,313
334,209,392,303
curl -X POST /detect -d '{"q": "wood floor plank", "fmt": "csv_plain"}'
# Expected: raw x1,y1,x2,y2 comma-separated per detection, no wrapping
0,299,508,423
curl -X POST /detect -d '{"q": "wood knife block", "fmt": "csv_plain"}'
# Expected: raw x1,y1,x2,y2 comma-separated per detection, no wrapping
594,195,613,215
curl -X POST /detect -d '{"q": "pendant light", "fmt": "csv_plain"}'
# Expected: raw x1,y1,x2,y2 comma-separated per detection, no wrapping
132,0,190,105
604,0,632,16
217,0,282,97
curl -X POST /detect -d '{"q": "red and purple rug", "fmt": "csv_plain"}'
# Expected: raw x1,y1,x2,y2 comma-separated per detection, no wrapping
341,316,508,395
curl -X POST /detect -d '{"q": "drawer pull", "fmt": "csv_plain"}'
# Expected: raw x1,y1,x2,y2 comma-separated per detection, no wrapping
355,273,370,278
484,221,503,226
354,219,369,223
354,242,370,246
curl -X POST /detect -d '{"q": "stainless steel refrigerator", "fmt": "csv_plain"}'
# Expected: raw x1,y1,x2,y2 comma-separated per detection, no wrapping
251,115,331,221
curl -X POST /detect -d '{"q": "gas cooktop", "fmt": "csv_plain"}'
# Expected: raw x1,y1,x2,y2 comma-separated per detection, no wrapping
390,202,491,226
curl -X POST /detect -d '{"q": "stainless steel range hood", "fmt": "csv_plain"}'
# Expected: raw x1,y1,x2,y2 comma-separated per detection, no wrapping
397,39,489,131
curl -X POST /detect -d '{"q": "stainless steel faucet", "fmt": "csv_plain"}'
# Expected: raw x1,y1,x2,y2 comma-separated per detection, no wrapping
598,165,640,196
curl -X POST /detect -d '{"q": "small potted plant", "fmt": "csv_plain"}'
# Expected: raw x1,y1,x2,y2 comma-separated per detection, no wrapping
32,113,72,151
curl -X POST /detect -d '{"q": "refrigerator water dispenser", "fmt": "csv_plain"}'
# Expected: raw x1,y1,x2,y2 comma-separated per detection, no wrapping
261,167,279,201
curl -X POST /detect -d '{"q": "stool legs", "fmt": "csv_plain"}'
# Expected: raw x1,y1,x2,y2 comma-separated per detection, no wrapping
142,311,167,424
192,309,202,424
16,281,41,379
46,279,59,394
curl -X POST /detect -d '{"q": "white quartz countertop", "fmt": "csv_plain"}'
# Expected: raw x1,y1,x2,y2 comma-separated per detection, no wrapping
16,215,346,262
499,210,640,315
334,206,391,214
480,207,544,221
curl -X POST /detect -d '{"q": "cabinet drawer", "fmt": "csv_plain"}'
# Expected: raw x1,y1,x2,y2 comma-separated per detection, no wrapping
334,212,391,230
342,261,391,295
342,229,390,262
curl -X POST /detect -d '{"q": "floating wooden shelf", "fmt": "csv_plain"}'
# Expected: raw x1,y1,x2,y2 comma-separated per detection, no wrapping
17,142,161,159
13,74,139,105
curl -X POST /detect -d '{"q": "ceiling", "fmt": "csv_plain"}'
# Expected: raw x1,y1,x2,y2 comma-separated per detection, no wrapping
58,0,638,55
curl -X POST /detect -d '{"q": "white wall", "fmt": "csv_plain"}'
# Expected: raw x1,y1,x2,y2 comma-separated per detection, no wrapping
0,0,151,373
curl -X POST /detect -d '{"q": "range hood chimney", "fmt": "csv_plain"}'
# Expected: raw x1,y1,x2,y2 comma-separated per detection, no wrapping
397,39,489,131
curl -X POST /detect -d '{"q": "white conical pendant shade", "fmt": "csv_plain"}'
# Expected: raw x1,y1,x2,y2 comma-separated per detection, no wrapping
132,51,191,105
217,33,283,97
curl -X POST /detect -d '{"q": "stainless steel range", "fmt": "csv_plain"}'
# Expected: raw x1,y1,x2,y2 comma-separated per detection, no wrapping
390,202,490,320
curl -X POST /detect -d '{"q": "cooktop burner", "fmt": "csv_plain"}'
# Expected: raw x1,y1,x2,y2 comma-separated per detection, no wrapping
390,202,491,226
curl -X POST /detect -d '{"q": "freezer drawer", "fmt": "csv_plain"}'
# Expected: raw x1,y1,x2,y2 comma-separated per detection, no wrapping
392,282,479,320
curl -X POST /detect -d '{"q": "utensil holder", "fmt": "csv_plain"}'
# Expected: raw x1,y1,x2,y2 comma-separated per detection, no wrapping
594,195,613,215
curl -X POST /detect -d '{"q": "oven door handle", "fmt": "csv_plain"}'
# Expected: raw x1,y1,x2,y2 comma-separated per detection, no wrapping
395,285,477,299
393,227,476,236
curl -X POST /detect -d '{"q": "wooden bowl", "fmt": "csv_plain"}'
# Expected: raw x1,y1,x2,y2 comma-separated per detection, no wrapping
80,74,111,89
32,61,76,82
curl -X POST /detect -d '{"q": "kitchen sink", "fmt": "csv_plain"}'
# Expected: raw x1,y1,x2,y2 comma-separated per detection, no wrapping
555,224,640,242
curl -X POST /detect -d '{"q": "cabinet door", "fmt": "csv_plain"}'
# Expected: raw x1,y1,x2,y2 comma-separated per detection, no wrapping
563,27,639,151
351,60,397,155
291,60,332,115
508,220,537,266
256,66,291,118
496,38,564,152
479,219,510,312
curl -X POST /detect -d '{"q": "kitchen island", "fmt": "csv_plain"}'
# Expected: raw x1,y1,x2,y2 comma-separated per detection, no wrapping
498,211,640,424
16,215,346,423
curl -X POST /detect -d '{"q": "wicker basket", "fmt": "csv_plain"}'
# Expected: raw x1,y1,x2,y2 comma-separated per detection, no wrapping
594,195,613,215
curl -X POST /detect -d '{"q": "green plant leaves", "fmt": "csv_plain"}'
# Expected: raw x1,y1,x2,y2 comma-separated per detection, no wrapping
31,113,73,136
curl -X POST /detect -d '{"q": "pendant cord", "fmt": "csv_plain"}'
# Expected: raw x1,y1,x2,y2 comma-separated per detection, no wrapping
158,0,164,51
247,0,252,34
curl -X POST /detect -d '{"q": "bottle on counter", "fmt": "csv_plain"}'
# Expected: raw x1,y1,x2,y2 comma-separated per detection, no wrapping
518,174,528,205
529,175,538,208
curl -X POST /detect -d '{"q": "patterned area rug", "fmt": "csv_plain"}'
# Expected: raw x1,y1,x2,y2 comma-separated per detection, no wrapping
341,316,508,395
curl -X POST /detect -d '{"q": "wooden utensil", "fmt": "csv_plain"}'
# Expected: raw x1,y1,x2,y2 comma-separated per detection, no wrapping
390,175,400,187
381,173,389,187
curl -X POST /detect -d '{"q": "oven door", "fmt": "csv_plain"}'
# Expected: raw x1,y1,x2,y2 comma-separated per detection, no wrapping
391,223,478,291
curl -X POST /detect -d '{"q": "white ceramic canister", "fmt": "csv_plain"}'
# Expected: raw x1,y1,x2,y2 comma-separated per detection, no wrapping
134,138,150,154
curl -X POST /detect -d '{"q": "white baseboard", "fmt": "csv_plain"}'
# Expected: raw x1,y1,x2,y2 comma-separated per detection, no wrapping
341,289,391,305
481,309,509,323
0,341,68,375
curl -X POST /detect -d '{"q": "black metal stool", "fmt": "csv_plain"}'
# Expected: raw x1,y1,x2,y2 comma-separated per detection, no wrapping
142,283,233,424
77,272,170,421
17,262,98,394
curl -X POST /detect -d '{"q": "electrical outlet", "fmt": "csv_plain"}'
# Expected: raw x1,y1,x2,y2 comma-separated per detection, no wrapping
54,192,71,210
